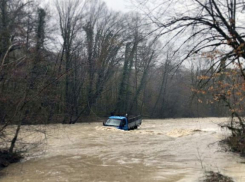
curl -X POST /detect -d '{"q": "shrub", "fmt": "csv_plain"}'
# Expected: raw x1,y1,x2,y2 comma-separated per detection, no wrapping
202,171,234,182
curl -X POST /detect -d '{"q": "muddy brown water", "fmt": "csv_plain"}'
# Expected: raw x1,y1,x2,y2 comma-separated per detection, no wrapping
1,118,245,182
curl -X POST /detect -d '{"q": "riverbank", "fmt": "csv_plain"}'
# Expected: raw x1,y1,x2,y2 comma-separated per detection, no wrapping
202,171,234,182
0,150,22,170
222,134,245,157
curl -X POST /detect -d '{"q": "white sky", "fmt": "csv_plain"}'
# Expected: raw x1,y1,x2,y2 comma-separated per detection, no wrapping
40,0,132,12
103,0,131,12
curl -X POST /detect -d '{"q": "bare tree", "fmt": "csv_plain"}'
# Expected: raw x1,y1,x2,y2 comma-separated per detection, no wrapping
74,0,127,120
150,52,171,117
129,40,157,113
136,0,245,129
55,0,85,123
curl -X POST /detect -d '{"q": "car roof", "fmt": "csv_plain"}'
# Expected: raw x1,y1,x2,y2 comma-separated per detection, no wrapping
109,116,126,120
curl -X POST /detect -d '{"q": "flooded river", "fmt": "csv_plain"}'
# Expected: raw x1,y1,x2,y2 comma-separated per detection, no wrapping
1,118,245,182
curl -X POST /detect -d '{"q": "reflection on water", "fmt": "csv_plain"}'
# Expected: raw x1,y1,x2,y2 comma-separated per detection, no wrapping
1,118,245,182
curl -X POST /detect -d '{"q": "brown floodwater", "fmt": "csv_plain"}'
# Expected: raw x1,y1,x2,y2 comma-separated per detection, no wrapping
1,118,245,182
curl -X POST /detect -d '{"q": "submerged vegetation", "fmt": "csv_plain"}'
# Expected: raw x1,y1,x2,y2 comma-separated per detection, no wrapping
223,134,245,157
202,171,234,182
0,150,22,169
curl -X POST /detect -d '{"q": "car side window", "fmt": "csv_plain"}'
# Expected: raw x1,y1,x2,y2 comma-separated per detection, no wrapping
121,119,126,126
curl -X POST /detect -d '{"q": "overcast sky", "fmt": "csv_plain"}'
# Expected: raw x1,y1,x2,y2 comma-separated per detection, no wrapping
103,0,131,12
41,0,132,12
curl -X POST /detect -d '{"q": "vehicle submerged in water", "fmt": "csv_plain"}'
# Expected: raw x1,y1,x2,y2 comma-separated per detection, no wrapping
103,115,142,130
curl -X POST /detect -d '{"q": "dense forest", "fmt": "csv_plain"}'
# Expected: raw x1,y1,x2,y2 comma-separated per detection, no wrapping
1,0,245,159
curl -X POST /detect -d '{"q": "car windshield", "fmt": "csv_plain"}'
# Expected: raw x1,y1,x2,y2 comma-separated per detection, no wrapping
105,119,121,127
